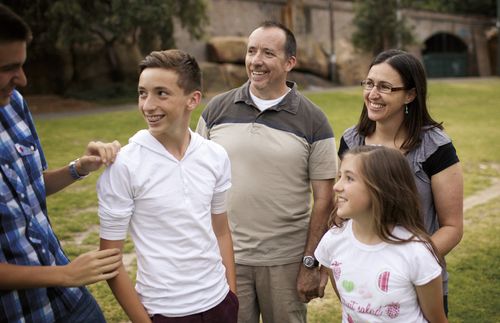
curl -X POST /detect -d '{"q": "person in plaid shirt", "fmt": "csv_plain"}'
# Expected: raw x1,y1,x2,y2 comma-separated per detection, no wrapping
0,4,122,322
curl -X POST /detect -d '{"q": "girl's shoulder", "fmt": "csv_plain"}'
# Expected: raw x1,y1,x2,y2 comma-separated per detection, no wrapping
391,226,433,254
322,221,350,242
331,220,351,233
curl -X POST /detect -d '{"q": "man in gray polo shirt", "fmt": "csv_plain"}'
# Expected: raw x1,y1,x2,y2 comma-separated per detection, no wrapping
196,21,337,323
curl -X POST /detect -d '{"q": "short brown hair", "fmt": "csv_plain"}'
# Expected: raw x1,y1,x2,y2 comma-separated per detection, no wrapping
139,49,201,94
0,4,32,43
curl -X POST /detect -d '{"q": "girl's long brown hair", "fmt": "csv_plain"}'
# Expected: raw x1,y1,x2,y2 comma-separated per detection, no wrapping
331,145,443,266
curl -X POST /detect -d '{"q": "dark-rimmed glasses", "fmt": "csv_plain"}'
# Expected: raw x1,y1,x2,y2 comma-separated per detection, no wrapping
361,79,406,93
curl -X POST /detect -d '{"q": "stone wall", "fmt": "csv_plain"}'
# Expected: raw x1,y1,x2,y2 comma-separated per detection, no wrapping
173,0,495,85
23,0,496,95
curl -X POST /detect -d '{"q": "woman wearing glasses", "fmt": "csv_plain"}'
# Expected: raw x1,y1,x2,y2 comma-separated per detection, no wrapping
337,49,463,316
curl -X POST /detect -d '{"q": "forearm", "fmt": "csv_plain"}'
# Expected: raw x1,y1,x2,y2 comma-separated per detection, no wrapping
431,164,463,257
1,248,122,290
217,232,237,293
212,212,237,293
100,239,149,322
0,263,67,289
107,265,151,322
431,225,463,256
43,166,79,196
44,140,121,196
303,198,333,255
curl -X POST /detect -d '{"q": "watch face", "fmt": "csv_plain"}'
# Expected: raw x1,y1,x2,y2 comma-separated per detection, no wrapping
303,256,316,268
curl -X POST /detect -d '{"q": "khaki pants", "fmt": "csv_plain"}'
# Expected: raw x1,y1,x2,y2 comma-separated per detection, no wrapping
236,263,306,323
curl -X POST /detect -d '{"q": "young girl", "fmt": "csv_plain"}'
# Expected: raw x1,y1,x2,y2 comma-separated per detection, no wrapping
315,146,447,323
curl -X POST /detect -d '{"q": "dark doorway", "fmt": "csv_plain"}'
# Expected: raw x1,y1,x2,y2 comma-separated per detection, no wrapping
422,33,468,77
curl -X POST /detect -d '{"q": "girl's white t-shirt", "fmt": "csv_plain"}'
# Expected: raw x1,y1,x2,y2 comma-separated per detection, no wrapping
315,221,442,323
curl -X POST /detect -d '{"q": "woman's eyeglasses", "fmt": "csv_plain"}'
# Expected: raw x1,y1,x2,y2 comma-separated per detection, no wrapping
361,80,406,93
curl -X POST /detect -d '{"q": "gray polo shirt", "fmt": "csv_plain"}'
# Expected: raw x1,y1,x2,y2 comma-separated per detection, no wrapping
196,81,337,266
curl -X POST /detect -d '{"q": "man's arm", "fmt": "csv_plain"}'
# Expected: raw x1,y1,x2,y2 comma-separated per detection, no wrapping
44,140,120,196
296,179,334,303
0,248,121,289
100,239,151,322
211,212,237,293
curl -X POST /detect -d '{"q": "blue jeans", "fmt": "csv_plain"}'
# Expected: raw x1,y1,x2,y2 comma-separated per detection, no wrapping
56,289,106,323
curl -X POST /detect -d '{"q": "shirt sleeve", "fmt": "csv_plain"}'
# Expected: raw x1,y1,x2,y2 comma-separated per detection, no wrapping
409,241,443,286
214,149,231,193
422,142,459,178
314,231,333,267
195,115,209,139
211,190,227,215
338,136,349,159
97,158,135,240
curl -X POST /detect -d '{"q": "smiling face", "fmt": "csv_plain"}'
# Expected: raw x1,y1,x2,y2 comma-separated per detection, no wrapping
363,62,415,127
334,153,372,221
138,67,199,140
245,26,296,99
0,41,27,106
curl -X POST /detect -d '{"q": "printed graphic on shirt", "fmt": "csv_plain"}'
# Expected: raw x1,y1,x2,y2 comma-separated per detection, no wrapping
377,270,391,293
333,263,402,320
331,260,342,281
386,302,401,319
341,297,401,320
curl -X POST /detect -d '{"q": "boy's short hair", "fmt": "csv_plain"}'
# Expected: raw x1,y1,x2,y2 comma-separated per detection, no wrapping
139,49,202,94
0,4,32,43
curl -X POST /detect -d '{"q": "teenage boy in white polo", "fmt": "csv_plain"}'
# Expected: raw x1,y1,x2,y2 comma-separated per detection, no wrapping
97,49,237,322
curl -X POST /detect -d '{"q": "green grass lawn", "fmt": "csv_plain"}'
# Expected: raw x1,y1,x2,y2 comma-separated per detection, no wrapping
34,78,500,322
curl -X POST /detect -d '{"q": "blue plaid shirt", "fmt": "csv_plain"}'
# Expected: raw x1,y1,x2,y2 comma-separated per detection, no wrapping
0,91,84,322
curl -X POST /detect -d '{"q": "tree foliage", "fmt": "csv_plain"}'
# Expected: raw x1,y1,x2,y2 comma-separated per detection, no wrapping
46,0,207,52
352,0,415,55
408,0,497,17
351,0,496,55
2,0,208,83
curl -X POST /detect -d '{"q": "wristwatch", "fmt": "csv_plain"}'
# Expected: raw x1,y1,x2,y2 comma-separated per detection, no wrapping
302,255,319,268
68,158,88,180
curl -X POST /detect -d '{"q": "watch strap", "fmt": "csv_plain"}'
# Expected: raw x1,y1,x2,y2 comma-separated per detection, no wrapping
69,158,88,180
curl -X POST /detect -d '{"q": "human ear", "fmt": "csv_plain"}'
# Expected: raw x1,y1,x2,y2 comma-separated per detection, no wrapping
187,91,202,111
285,55,297,72
405,88,417,104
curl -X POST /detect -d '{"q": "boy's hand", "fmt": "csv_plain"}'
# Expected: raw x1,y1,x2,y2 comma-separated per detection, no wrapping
77,140,121,175
62,248,122,286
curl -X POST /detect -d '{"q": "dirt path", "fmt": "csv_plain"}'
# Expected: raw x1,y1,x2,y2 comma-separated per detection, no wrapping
464,178,500,212
66,177,500,273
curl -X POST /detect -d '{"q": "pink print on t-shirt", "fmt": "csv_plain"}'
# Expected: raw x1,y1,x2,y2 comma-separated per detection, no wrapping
377,271,390,292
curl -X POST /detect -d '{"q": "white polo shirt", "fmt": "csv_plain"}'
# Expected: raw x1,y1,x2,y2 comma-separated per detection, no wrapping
97,129,231,317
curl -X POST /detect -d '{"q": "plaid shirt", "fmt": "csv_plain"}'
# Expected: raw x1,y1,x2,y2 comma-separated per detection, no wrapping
0,91,84,322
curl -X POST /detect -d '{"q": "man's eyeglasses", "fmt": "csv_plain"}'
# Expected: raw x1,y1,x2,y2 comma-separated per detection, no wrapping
360,80,406,93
